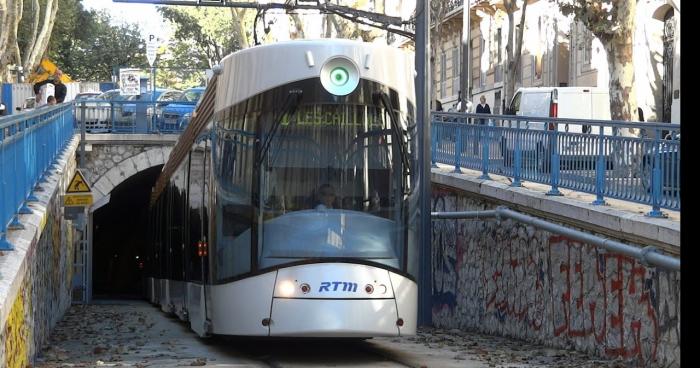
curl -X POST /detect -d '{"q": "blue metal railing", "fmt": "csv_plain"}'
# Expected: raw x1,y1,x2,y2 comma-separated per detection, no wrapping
73,100,196,134
431,112,680,216
0,103,75,249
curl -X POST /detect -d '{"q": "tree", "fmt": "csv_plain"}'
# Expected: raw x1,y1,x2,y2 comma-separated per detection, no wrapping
47,9,148,81
503,0,528,109
158,6,250,67
0,0,59,83
559,0,638,125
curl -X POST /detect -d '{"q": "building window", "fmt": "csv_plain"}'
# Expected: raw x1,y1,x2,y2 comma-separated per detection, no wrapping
582,24,593,68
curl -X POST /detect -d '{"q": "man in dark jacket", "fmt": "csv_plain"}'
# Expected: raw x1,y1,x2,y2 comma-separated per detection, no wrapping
475,95,491,124
33,70,67,103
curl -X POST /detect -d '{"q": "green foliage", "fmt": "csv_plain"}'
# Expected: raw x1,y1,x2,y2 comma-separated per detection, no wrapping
158,6,244,68
44,2,148,81
557,0,619,42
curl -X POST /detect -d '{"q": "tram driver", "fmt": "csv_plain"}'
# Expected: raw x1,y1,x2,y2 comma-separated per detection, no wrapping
315,184,337,210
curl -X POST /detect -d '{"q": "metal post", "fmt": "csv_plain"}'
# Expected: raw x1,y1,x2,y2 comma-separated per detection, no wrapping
80,101,86,168
592,124,606,205
151,66,156,133
547,128,562,196
512,123,522,187
460,0,470,112
479,125,491,179
431,123,438,168
453,125,463,173
416,0,432,327
647,128,665,217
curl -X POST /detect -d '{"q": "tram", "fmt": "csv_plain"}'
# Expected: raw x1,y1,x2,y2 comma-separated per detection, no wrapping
146,39,420,337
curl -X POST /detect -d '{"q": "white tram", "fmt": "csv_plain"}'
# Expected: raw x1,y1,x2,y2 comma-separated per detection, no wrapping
146,39,419,337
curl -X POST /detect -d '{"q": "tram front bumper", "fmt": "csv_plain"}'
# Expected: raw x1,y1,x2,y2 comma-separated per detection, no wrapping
269,298,400,337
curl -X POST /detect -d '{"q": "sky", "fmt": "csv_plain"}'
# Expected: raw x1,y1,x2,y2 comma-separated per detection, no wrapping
81,0,171,42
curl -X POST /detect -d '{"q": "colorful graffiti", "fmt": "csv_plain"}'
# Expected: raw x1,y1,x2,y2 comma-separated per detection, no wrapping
431,187,680,367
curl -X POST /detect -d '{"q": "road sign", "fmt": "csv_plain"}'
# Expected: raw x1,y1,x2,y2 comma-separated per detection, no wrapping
146,34,159,67
67,170,92,193
64,194,93,206
120,68,141,96
65,170,93,207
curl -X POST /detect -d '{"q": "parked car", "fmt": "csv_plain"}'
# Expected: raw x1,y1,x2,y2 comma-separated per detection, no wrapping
74,92,101,101
157,87,205,131
118,89,178,125
74,89,129,132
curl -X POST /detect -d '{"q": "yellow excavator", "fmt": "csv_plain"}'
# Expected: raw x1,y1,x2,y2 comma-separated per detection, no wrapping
26,58,72,84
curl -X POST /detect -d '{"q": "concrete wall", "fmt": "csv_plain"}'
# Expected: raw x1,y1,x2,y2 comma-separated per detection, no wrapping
431,173,680,367
0,137,80,367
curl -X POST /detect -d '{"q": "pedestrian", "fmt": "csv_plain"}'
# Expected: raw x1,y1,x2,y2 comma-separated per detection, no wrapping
475,95,491,124
47,95,57,105
53,71,67,103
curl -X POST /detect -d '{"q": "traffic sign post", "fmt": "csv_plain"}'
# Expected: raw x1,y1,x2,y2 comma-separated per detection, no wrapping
64,170,93,220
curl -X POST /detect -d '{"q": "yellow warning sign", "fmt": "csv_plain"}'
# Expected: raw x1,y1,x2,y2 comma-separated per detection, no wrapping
64,194,93,206
67,170,91,193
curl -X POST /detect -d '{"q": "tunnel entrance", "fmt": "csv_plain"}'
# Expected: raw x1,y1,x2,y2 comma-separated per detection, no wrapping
92,165,163,299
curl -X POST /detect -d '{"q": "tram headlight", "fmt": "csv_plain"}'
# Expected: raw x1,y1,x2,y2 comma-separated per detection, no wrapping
320,57,360,96
278,280,296,297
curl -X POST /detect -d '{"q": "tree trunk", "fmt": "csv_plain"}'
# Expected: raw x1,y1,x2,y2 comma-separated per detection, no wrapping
606,1,637,125
26,0,58,73
290,14,306,39
503,0,527,110
0,0,23,83
22,0,40,71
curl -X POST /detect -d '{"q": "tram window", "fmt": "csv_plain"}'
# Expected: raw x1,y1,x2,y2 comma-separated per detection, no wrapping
214,202,252,280
254,103,408,269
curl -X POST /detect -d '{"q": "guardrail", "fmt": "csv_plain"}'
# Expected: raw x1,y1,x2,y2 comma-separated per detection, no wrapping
73,100,196,134
431,112,680,216
0,103,75,250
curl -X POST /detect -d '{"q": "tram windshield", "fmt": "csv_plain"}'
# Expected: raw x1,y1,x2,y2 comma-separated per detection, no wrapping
213,99,413,277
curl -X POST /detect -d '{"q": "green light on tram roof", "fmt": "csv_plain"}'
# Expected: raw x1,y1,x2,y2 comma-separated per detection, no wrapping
330,67,350,86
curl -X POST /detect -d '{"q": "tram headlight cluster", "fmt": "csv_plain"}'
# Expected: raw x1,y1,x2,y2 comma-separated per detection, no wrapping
320,57,360,96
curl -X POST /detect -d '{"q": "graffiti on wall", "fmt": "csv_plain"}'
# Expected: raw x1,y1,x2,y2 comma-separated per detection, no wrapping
430,187,680,366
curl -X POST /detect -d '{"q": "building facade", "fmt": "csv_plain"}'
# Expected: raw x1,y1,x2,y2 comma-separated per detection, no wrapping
430,0,680,123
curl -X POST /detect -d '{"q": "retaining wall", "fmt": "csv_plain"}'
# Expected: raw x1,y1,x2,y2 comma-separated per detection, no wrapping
431,168,681,367
0,137,80,367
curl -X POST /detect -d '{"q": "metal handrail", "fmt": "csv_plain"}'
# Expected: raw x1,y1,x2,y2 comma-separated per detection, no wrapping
435,111,681,130
432,206,680,271
431,112,681,216
0,104,75,250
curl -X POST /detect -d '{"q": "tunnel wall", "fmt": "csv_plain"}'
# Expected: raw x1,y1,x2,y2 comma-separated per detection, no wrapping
0,137,80,367
430,170,680,367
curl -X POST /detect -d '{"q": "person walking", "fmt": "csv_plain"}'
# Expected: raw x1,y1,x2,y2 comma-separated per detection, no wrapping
475,95,491,124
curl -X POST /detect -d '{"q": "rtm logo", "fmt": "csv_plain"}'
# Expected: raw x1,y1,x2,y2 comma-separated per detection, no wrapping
319,281,358,292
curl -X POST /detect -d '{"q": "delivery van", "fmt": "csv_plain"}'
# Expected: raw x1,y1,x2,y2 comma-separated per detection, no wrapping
505,87,612,134
501,87,615,170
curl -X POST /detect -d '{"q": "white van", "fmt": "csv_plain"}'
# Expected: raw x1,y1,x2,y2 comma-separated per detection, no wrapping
501,87,615,170
506,87,612,134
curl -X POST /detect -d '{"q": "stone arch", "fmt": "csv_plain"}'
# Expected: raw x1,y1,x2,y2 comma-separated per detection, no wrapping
90,146,171,205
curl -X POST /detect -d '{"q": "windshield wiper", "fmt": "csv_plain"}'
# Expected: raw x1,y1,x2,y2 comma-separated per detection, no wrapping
372,91,411,176
256,89,303,168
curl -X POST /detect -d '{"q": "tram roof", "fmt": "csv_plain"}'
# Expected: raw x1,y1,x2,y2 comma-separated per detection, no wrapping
214,39,416,111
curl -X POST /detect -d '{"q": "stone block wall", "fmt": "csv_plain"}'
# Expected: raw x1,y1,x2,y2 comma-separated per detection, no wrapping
0,138,80,367
431,184,681,367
